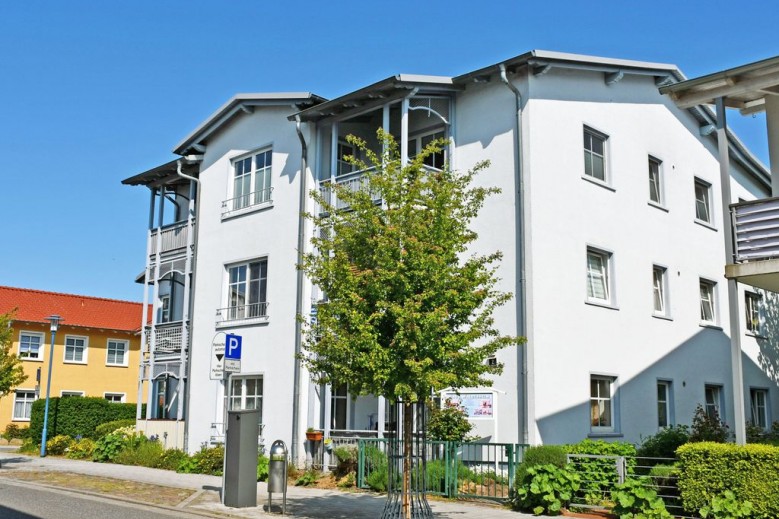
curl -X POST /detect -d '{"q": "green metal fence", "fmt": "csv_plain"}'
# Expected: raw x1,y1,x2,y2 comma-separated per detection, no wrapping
357,438,527,502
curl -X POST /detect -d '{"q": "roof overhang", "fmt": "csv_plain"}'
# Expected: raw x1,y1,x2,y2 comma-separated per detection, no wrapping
660,55,779,114
121,159,199,188
174,92,326,155
291,75,460,123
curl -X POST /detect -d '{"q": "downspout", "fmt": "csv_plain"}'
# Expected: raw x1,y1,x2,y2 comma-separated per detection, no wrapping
177,155,202,452
499,63,529,445
292,116,309,464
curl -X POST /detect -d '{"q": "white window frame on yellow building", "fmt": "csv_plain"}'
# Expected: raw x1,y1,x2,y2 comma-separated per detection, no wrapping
106,338,129,367
18,330,44,361
12,389,36,421
104,392,126,403
64,335,88,364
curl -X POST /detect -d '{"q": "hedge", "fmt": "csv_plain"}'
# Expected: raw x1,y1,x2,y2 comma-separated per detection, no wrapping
29,397,144,441
677,442,779,517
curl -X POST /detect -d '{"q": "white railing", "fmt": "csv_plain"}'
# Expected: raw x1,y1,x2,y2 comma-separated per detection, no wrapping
152,322,184,355
221,187,273,216
149,220,192,256
732,197,779,262
216,302,269,323
319,168,380,211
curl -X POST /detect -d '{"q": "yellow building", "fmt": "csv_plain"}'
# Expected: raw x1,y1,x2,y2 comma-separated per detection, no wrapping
0,286,146,432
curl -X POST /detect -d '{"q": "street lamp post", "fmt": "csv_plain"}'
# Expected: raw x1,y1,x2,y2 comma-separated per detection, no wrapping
40,315,62,457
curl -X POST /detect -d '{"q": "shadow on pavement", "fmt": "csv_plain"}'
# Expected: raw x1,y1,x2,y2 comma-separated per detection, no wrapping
0,504,43,519
0,457,33,468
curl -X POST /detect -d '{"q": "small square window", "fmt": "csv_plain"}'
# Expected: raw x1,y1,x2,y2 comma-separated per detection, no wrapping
694,179,712,224
19,332,43,360
700,279,717,324
64,336,88,363
583,127,608,182
587,248,612,304
648,157,663,205
652,266,668,316
745,292,761,335
106,339,128,366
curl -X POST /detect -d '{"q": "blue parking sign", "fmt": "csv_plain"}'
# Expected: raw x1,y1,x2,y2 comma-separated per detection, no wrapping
225,334,242,360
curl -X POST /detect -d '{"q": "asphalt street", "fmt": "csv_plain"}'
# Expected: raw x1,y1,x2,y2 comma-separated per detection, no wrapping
0,477,204,519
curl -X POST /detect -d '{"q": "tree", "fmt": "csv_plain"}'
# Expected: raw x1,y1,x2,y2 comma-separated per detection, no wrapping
427,399,472,442
0,310,27,399
300,130,521,518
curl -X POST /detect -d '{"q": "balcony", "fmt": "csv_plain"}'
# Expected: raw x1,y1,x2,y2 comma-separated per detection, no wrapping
146,322,186,356
216,302,269,327
727,197,779,292
319,169,381,212
221,188,273,219
149,220,193,259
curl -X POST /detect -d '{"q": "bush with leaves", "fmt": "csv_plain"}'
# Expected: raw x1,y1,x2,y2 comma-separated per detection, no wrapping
157,449,189,471
427,400,473,442
176,445,224,476
114,438,164,467
3,424,30,441
333,445,357,476
637,425,690,459
363,445,389,491
689,405,729,443
92,427,140,462
513,464,581,516
516,445,568,482
610,478,672,519
46,434,75,455
295,469,320,486
95,419,137,438
30,397,142,442
565,439,637,504
257,453,269,482
700,490,754,519
67,438,96,459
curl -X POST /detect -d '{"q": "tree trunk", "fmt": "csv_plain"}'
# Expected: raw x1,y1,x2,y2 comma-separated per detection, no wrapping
402,401,413,519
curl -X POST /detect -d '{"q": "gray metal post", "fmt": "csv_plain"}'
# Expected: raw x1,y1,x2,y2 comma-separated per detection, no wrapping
223,409,260,508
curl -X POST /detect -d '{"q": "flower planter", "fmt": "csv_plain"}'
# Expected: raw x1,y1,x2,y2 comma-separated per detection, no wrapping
562,509,616,519
305,431,324,442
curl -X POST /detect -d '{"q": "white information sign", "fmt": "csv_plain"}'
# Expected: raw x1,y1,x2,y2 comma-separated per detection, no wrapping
224,358,241,373
210,342,225,380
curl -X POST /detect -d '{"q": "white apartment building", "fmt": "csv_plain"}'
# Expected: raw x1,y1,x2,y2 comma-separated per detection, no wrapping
123,51,778,462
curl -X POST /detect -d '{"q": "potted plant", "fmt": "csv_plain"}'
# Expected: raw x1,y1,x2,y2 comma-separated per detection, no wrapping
305,427,323,441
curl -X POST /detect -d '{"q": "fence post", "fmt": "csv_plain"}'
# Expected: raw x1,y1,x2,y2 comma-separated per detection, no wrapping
616,455,626,484
507,444,515,490
357,439,365,488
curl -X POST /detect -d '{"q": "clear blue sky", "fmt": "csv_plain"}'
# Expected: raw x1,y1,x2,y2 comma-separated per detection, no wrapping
1,1,777,302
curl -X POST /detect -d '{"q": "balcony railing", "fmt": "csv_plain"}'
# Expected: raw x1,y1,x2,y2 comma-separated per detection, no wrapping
151,322,185,355
221,188,273,216
149,220,193,257
216,302,269,324
319,168,381,211
732,197,779,263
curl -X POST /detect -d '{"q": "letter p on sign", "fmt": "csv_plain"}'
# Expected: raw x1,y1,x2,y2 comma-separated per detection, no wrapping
225,334,242,360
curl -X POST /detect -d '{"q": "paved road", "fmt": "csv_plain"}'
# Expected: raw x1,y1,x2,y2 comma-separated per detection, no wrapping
0,478,204,519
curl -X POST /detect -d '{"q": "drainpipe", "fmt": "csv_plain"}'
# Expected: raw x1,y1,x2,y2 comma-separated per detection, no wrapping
292,116,309,464
499,63,529,445
177,155,202,452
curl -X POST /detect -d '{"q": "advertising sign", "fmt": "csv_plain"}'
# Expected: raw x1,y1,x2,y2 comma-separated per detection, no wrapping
442,392,494,418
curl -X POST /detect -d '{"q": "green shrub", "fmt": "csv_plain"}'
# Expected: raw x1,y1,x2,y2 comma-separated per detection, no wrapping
517,445,568,482
610,478,672,518
46,435,74,455
158,449,189,471
363,445,389,492
677,442,779,517
337,472,356,488
92,428,138,462
637,425,690,459
185,446,224,475
176,456,198,474
689,405,729,443
30,397,143,441
67,438,96,459
95,419,136,438
427,401,473,442
295,469,320,486
700,490,755,519
333,446,357,476
564,439,637,503
18,439,38,454
513,464,581,516
115,439,164,467
257,453,269,482
3,424,30,440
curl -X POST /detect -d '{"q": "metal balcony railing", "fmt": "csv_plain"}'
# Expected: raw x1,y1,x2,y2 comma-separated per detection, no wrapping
149,220,193,256
221,187,273,216
731,197,779,262
215,302,269,323
319,168,381,211
151,322,185,355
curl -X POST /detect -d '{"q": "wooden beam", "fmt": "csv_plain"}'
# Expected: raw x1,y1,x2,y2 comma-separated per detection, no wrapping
673,71,779,108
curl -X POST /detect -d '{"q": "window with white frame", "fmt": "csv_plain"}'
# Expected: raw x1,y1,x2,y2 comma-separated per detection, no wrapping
19,331,43,360
159,294,171,323
590,375,616,431
750,388,769,429
704,384,724,420
104,393,125,403
331,384,349,430
648,157,663,205
13,390,35,420
230,148,272,212
106,339,128,366
408,129,446,170
699,279,717,324
64,336,87,363
745,292,761,335
652,266,668,316
229,376,263,422
61,391,84,398
657,380,673,428
583,127,608,182
225,258,268,321
337,141,355,176
694,178,712,224
587,248,612,304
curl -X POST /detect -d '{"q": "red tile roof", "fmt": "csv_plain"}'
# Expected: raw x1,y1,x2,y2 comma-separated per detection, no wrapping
0,286,147,332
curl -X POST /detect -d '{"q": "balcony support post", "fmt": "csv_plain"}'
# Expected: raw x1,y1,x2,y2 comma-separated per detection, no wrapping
716,96,746,445
146,187,165,420
766,95,779,196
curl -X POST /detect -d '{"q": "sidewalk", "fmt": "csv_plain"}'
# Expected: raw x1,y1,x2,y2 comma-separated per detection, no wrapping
0,452,534,518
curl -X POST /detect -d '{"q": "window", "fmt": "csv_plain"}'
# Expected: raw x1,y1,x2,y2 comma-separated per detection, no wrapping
331,384,349,430
486,356,498,367
19,331,43,360
64,336,87,363
700,279,717,324
648,157,663,205
226,258,268,320
61,391,84,398
106,339,128,366
590,375,615,431
337,141,355,176
704,384,724,420
652,266,668,316
694,179,712,224
104,393,125,403
230,149,273,212
745,292,761,335
587,248,612,304
229,376,263,422
159,294,171,323
409,130,446,170
657,381,673,427
750,388,769,429
583,127,607,182
13,390,35,420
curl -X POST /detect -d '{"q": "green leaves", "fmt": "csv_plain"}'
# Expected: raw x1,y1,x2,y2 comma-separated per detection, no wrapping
610,478,671,519
0,310,27,399
300,130,522,402
700,491,754,519
514,464,581,516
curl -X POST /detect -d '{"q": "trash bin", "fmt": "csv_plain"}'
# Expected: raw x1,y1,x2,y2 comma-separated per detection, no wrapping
267,439,288,514
223,409,260,508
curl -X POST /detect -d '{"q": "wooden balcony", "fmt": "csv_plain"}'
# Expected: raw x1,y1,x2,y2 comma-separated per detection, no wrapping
149,220,193,259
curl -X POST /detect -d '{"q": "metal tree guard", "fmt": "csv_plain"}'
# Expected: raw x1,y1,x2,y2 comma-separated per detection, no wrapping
381,400,433,519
